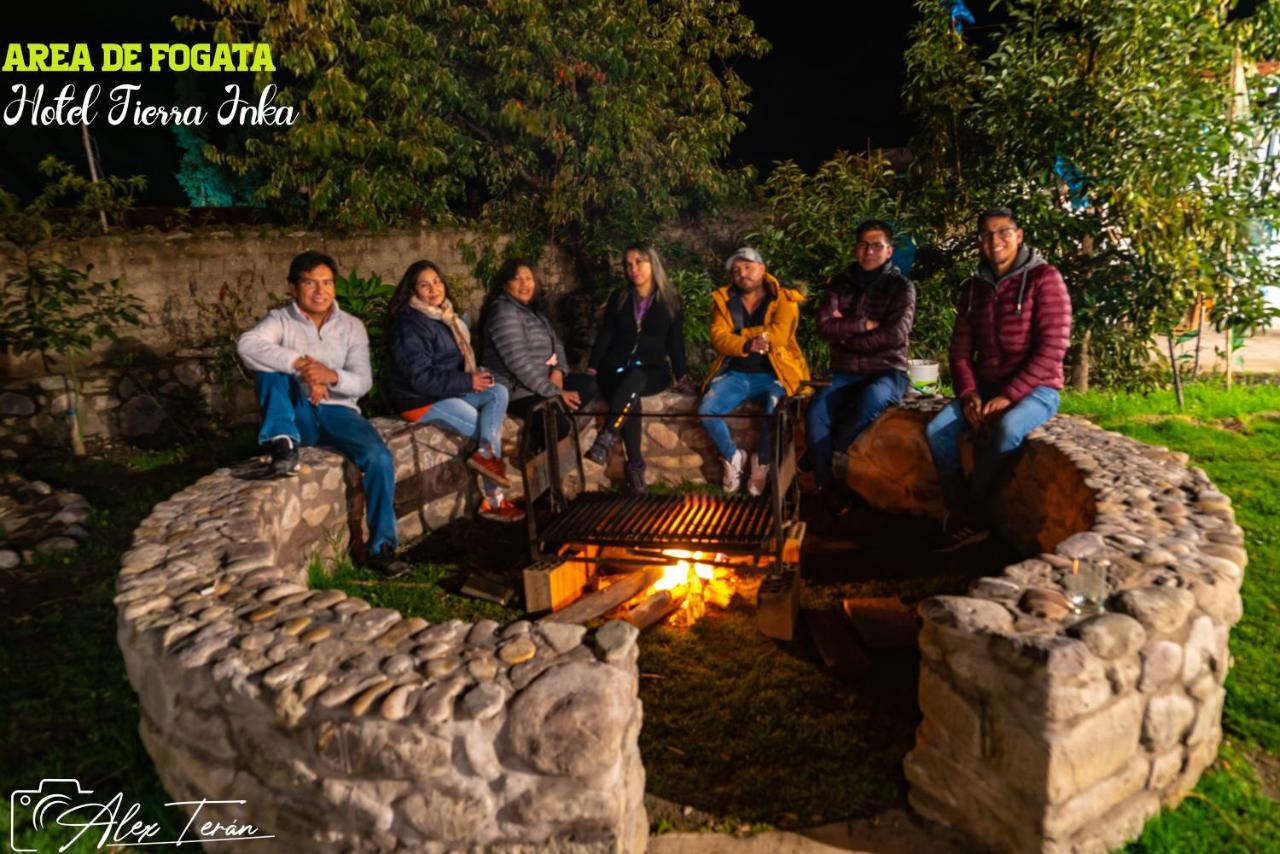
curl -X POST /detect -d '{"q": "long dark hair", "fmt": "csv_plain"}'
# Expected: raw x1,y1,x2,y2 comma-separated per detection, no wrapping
387,259,450,320
622,243,680,319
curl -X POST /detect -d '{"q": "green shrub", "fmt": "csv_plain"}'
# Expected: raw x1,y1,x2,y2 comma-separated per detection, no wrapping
334,269,395,415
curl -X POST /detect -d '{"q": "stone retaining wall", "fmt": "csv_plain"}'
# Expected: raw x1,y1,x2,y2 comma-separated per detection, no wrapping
0,228,577,451
847,398,1245,853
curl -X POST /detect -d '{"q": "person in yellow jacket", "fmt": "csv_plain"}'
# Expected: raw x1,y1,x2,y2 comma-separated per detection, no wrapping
697,247,810,495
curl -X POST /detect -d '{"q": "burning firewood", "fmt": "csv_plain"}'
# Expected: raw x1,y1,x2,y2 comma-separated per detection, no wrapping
538,567,663,626
624,590,686,630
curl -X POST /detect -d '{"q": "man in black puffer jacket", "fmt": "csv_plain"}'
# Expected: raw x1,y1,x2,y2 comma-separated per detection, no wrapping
808,220,917,515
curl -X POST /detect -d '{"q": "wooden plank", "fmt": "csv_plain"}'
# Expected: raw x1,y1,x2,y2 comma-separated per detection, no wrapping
805,608,873,676
538,567,662,625
756,569,800,641
624,590,685,630
842,596,918,650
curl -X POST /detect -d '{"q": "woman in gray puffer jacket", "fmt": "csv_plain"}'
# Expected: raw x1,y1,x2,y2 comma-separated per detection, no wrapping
479,258,597,426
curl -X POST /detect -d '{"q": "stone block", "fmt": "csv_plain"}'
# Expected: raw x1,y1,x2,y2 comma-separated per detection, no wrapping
1191,575,1244,625
1199,542,1247,568
917,664,984,757
1042,754,1148,839
1148,748,1185,791
994,692,1143,804
1067,791,1161,854
1139,640,1183,692
1111,586,1195,635
1164,729,1222,807
919,595,1015,636
1185,686,1225,748
904,745,1035,853
500,661,635,779
1142,692,1196,752
1068,613,1146,660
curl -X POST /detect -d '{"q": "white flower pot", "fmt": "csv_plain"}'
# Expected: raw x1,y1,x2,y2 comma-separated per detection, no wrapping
907,359,940,390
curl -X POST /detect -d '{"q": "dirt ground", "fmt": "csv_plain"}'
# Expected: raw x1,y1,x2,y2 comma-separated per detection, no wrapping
1169,328,1280,374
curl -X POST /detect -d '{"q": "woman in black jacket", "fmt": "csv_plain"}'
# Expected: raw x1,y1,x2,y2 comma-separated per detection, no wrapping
584,243,687,494
385,260,524,523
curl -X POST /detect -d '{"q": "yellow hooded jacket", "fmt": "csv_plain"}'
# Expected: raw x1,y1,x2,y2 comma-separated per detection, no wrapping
704,273,811,396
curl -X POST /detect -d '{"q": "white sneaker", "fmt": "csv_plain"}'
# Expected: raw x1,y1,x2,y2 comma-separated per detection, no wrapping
721,448,746,492
747,452,769,497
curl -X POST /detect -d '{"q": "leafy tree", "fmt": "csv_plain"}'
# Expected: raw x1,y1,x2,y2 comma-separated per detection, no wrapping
176,0,767,282
0,158,147,453
0,156,145,245
903,0,1280,391
173,125,260,207
0,159,145,453
749,151,952,371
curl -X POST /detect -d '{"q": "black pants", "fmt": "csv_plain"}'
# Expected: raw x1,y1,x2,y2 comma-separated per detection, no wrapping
598,366,670,462
508,372,598,452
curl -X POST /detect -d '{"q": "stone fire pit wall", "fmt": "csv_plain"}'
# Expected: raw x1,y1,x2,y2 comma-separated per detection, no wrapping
115,417,650,852
847,398,1246,853
119,390,1244,853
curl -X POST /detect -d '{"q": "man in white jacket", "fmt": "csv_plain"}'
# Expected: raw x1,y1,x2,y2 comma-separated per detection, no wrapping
237,250,408,577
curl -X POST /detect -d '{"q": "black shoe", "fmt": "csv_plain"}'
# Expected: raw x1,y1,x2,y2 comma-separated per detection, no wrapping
367,545,412,578
625,460,648,496
585,429,619,465
269,436,300,477
933,514,990,553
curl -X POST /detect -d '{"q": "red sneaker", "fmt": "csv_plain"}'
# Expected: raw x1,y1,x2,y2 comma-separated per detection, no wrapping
478,497,526,523
467,451,511,489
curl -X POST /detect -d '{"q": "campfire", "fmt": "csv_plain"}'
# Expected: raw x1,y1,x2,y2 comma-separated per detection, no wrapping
624,549,746,628
530,542,782,634
518,400,806,638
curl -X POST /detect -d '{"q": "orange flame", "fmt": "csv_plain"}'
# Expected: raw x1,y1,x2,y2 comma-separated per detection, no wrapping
646,550,736,626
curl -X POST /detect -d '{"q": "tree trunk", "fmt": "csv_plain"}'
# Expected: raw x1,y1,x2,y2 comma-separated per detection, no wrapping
1071,329,1091,392
62,371,86,456
1190,296,1204,380
1167,334,1184,410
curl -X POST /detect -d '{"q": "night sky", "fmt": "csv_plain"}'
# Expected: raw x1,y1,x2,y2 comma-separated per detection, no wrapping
1,1,933,205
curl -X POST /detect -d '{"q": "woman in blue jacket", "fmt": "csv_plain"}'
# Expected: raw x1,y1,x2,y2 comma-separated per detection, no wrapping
386,260,524,522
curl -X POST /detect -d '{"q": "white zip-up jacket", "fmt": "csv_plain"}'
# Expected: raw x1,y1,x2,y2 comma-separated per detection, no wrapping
236,301,372,411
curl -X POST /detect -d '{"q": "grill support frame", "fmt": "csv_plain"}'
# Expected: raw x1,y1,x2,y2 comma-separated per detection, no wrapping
518,396,803,575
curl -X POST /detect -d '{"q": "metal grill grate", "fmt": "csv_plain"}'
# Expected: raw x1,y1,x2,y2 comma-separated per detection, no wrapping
539,493,776,551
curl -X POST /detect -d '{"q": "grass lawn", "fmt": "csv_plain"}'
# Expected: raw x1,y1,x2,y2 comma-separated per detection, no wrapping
1060,383,1280,852
1,431,259,851
2,380,1277,851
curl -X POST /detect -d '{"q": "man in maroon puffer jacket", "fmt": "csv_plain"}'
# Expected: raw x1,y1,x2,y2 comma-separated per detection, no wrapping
926,206,1072,551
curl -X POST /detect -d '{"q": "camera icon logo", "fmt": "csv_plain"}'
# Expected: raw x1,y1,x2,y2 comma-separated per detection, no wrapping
9,779,93,853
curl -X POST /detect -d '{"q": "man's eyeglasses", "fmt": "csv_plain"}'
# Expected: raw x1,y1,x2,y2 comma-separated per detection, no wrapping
856,241,891,251
978,227,1018,243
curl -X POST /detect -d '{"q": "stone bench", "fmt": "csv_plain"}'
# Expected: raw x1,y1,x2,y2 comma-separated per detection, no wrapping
117,392,1245,853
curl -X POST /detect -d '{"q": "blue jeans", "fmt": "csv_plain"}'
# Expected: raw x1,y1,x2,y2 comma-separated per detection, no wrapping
925,384,1060,517
698,371,786,461
806,370,909,488
255,372,398,554
413,384,509,496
